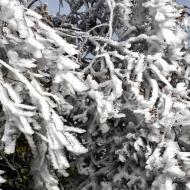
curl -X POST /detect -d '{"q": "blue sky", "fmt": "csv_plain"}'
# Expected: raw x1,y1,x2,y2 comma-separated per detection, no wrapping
177,0,190,7
42,0,190,15
41,0,70,15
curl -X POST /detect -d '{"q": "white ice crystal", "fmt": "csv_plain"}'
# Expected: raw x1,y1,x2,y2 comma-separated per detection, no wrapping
0,0,189,190
57,56,80,70
54,72,88,92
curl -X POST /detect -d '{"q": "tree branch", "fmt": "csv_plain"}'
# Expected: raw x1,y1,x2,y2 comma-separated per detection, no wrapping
27,0,38,9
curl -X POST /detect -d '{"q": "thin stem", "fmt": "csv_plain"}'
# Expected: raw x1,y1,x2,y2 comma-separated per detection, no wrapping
27,0,38,9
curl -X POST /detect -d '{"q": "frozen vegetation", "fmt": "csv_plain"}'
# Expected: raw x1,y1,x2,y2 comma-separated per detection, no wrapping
0,0,190,189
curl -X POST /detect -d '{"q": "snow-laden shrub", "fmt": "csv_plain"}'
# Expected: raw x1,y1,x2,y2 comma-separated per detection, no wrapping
0,0,190,190
0,1,88,189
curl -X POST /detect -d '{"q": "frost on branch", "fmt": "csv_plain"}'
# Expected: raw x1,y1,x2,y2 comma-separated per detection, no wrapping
0,0,87,189
0,0,190,190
